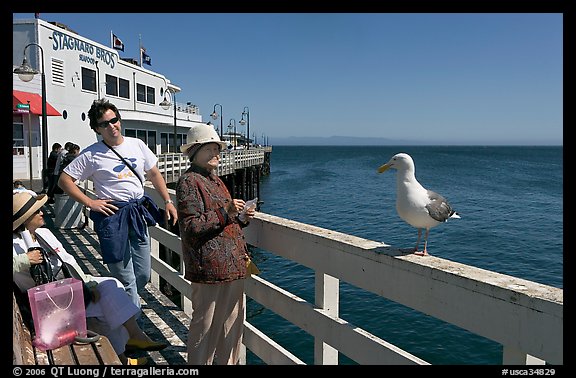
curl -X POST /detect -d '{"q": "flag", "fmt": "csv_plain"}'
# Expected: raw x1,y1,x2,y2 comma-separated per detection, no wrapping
141,48,151,66
112,34,124,51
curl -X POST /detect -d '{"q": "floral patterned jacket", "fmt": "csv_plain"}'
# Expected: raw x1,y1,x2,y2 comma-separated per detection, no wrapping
176,164,249,283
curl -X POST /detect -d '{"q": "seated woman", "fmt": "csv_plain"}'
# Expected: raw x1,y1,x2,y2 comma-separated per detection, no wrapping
12,191,167,365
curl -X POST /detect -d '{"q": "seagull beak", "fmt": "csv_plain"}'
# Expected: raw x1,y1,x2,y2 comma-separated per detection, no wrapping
377,163,391,173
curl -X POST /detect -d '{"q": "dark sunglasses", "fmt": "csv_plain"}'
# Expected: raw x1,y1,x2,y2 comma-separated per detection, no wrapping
96,116,119,128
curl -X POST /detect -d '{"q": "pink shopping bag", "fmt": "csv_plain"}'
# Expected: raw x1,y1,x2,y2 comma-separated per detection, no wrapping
27,278,87,351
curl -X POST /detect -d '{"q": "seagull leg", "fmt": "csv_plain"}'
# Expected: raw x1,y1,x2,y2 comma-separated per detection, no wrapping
415,229,430,256
413,229,422,253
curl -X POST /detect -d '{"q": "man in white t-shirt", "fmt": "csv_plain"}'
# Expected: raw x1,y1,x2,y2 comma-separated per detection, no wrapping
58,99,178,311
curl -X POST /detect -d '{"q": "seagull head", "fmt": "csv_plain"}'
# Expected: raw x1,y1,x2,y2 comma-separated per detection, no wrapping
377,153,414,173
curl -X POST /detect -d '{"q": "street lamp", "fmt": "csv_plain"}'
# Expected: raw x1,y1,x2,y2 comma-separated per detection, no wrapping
239,106,250,149
227,123,233,148
14,43,49,175
210,104,223,139
159,87,178,153
228,119,237,148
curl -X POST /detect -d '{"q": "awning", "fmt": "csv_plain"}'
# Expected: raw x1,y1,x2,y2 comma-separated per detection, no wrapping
13,90,61,116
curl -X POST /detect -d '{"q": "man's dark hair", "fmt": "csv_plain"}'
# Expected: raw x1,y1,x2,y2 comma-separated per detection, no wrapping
87,98,121,132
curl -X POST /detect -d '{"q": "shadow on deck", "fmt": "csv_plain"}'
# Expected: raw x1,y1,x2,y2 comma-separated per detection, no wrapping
42,205,190,365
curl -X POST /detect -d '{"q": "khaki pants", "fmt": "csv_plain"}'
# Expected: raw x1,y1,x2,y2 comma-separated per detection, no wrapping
187,279,245,365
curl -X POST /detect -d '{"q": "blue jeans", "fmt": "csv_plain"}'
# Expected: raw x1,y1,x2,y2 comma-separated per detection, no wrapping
106,226,151,310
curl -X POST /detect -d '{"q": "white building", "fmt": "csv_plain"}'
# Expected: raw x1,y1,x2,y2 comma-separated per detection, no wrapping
13,17,208,181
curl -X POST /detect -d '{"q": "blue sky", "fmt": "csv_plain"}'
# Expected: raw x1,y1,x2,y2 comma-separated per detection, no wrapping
14,13,563,145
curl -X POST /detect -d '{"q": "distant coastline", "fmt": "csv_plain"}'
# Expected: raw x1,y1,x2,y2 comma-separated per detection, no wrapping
269,136,563,146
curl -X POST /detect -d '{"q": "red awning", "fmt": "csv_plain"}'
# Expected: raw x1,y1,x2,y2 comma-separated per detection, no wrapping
13,90,61,116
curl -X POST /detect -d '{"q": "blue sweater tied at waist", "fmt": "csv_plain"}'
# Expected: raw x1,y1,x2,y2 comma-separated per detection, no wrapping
89,194,163,263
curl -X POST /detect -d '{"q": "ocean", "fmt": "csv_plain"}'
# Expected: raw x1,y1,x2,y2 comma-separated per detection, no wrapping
245,145,563,365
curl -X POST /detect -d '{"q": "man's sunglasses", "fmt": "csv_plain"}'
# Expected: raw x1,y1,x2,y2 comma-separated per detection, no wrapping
96,116,119,128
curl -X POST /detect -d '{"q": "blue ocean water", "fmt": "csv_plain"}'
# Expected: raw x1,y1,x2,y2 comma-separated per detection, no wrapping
246,145,563,365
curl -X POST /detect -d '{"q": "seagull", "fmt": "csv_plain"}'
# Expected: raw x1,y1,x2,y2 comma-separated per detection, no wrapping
377,153,460,256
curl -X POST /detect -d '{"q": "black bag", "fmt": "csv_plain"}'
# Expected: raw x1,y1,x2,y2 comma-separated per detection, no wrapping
29,248,55,286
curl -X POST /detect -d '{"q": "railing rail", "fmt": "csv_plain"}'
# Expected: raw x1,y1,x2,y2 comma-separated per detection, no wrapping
80,182,562,365
157,148,270,182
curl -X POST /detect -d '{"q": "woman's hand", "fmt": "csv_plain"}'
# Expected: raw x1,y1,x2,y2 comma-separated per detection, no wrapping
244,206,256,219
26,249,43,265
226,199,245,218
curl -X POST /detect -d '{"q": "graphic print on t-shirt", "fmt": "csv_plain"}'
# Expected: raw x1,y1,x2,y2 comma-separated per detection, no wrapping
113,158,138,179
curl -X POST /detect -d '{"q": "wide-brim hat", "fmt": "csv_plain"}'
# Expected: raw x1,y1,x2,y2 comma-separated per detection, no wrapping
13,192,47,231
180,123,228,154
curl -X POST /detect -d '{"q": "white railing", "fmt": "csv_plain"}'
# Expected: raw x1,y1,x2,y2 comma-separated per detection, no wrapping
82,182,563,365
157,148,269,182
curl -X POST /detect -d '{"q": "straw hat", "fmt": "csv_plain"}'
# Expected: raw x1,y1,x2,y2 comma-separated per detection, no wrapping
180,123,228,154
13,192,47,231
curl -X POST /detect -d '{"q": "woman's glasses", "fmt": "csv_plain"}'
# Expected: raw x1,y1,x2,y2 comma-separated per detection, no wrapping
96,116,119,128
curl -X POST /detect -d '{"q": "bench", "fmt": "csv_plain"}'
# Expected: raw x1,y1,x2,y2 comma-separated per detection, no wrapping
13,292,121,365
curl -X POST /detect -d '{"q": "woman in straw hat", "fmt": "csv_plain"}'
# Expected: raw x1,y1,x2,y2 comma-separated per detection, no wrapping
176,123,256,365
12,191,167,365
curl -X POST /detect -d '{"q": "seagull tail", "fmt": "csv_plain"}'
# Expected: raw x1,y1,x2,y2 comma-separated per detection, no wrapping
450,212,461,219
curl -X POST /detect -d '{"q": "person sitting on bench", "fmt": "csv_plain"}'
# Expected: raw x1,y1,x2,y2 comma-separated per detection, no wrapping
12,191,168,365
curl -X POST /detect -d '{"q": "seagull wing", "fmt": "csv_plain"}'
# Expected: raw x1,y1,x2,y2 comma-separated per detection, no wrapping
425,190,458,223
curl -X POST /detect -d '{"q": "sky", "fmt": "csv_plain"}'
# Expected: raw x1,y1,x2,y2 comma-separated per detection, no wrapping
13,12,563,145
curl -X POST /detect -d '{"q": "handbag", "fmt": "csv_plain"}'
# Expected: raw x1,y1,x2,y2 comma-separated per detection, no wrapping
27,277,87,351
29,247,55,286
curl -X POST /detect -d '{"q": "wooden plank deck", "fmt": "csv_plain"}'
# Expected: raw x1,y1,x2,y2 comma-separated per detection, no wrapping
42,205,190,365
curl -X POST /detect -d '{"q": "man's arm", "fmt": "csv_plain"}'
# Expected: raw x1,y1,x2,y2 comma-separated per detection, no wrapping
58,173,116,215
146,166,178,225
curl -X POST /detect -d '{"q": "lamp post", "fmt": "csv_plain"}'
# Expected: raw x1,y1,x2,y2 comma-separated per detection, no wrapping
26,101,33,188
159,88,178,153
239,106,250,149
14,43,49,176
228,119,237,148
227,123,233,149
210,104,223,140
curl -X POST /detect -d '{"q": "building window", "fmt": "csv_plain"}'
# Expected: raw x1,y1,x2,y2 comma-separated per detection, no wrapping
136,83,156,104
125,128,157,154
147,130,157,153
81,67,97,92
119,78,130,99
160,132,185,154
136,83,146,102
105,74,118,96
146,86,155,104
136,130,147,143
13,115,25,156
160,133,168,154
